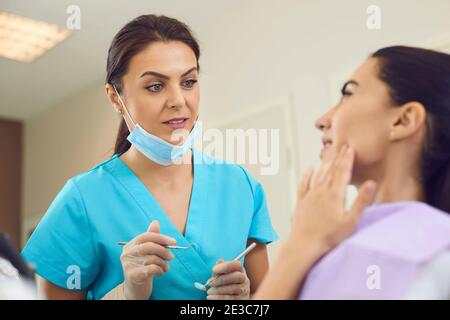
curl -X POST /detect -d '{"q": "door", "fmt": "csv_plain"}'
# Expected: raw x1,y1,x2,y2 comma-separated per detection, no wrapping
200,95,298,261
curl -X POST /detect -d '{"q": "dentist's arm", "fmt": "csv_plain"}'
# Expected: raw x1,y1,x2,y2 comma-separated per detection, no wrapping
253,145,377,299
244,240,269,295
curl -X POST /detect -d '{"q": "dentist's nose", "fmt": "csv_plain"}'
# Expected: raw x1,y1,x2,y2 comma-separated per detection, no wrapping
166,85,185,109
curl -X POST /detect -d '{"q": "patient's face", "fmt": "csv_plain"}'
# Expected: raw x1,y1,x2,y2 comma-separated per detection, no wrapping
316,58,395,184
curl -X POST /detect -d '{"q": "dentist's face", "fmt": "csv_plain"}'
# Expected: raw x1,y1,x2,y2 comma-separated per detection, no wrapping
315,58,395,184
116,40,200,144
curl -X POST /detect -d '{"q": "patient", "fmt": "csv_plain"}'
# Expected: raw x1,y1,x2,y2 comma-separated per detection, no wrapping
254,46,450,300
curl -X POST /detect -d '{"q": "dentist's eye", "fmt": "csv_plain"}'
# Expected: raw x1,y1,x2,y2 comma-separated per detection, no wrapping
146,83,164,92
182,79,198,89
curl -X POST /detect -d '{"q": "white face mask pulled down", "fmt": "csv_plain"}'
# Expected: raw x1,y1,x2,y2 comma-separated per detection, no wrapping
113,85,201,166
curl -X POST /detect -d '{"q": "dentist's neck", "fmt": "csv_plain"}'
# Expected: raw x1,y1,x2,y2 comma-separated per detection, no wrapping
121,146,193,183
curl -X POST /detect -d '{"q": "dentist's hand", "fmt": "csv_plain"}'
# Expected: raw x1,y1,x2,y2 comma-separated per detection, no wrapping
290,145,377,255
120,220,176,300
206,259,251,300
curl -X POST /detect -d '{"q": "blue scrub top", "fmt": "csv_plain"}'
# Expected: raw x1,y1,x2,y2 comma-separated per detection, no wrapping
22,149,278,300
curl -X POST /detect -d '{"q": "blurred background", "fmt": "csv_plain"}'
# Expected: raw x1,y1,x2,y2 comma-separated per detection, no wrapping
1,0,449,259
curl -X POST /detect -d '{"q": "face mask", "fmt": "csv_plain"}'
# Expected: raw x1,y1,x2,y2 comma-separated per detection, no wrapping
113,85,201,166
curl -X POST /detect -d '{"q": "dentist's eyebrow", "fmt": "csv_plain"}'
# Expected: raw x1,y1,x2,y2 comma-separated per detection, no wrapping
181,67,198,77
139,67,198,79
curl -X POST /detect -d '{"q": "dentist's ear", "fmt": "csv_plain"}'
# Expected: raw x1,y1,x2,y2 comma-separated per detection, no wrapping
105,83,123,114
389,102,426,142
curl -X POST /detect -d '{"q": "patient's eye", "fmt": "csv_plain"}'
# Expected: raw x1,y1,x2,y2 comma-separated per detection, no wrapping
340,83,354,98
341,88,352,97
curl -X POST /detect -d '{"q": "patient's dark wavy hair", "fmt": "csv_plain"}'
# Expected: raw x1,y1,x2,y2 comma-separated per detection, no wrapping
105,14,200,155
372,46,450,213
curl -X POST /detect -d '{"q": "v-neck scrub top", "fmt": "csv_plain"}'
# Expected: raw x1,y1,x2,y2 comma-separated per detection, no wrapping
21,149,278,300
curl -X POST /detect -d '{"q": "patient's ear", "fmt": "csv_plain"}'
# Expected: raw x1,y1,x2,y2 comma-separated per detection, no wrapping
389,102,426,142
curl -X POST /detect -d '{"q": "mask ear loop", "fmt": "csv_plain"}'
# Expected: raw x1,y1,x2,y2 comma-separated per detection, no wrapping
112,85,136,132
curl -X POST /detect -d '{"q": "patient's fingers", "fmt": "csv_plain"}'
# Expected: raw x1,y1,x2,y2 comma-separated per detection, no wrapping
312,152,338,187
348,180,377,224
329,146,354,195
298,166,314,199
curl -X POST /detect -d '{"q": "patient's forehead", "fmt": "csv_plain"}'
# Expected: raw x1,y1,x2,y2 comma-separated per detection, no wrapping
350,58,380,84
349,58,393,103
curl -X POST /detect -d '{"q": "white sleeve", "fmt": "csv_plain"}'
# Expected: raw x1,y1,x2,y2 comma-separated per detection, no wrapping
404,250,450,300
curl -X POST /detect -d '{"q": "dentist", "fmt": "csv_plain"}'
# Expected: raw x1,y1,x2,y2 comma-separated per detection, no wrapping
22,14,278,300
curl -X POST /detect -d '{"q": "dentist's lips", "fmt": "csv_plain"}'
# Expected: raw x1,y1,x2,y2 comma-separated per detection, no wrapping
163,117,188,129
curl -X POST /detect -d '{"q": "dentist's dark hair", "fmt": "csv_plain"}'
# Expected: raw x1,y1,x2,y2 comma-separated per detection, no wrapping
372,46,450,213
105,14,200,155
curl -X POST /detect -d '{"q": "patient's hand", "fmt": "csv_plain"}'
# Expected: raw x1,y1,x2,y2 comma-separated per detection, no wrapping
290,145,377,255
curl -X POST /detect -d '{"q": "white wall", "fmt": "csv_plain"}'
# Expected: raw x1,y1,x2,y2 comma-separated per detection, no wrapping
198,0,450,175
197,0,450,222
21,0,450,245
